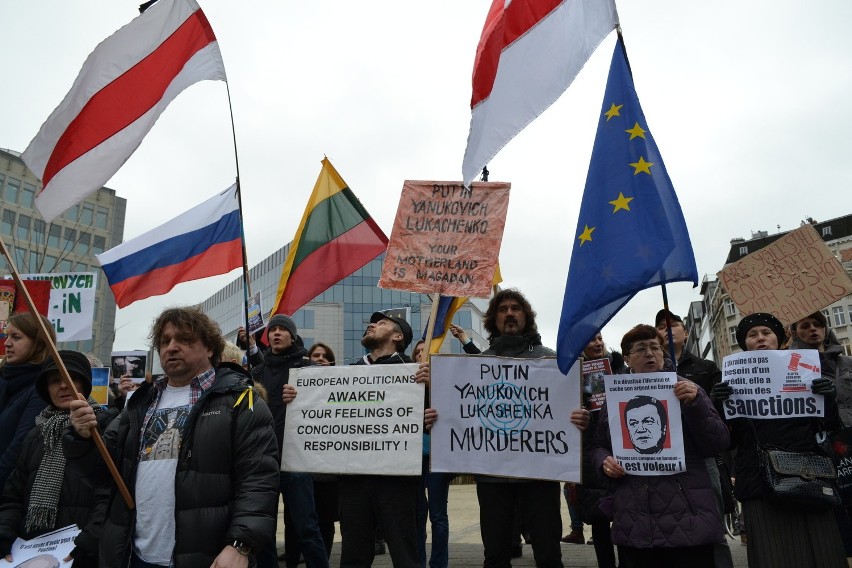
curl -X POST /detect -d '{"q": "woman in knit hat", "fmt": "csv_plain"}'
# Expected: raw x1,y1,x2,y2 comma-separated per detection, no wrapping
711,313,846,567
0,350,118,568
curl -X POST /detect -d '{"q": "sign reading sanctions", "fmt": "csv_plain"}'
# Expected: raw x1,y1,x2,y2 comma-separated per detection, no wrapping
721,349,824,419
282,364,424,475
430,355,582,482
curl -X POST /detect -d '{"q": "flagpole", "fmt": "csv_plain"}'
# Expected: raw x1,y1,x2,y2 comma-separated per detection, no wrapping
225,81,255,368
660,284,677,365
0,237,135,509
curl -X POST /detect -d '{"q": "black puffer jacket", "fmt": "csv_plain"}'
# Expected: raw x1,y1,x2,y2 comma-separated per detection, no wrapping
0,363,47,490
676,351,721,397
63,364,279,568
0,408,117,564
250,344,308,453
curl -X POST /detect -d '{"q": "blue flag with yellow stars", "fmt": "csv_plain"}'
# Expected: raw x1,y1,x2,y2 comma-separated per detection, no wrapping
556,36,698,374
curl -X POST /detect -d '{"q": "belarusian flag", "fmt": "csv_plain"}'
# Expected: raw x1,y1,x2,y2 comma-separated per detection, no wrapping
269,158,388,317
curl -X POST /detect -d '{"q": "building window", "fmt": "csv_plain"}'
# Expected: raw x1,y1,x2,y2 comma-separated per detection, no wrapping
64,205,78,222
16,215,30,240
80,204,94,225
32,219,45,244
1,210,14,236
724,298,737,317
823,310,832,328
21,184,36,208
93,235,106,255
59,259,73,272
738,246,748,256
4,177,20,203
44,255,57,272
63,228,77,250
48,225,61,248
28,253,39,273
833,307,847,327
823,226,833,237
95,206,109,229
76,233,91,256
14,247,27,269
729,326,738,347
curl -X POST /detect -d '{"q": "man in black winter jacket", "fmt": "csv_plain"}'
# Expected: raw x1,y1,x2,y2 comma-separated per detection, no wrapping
252,314,328,568
67,307,279,568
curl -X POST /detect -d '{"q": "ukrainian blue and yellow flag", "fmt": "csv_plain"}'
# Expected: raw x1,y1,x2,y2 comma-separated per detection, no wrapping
556,35,698,374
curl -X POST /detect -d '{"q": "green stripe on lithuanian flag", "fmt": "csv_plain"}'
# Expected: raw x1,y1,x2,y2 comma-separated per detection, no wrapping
270,158,388,317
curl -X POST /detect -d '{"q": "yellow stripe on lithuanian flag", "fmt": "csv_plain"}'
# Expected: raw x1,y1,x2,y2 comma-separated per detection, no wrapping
270,158,388,317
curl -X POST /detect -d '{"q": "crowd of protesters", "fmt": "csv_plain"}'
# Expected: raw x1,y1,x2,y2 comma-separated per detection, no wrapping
1,292,851,568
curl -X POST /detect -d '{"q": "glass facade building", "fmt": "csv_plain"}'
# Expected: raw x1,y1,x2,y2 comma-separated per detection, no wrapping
200,248,489,364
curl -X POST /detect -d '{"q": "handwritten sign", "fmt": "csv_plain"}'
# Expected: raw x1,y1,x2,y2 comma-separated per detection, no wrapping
720,349,824,419
717,224,852,325
282,364,424,475
430,355,582,482
605,373,685,476
378,181,510,298
19,272,98,341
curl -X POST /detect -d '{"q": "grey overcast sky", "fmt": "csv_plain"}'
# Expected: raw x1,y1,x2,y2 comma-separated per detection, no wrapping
3,1,851,354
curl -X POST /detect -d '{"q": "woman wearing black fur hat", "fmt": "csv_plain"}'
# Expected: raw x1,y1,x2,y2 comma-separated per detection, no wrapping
0,350,117,567
711,313,846,567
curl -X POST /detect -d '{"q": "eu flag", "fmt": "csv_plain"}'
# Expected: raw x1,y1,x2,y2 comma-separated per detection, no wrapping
556,36,698,374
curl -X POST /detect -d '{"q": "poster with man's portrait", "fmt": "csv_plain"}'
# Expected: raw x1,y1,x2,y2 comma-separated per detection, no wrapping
111,350,148,383
604,372,685,476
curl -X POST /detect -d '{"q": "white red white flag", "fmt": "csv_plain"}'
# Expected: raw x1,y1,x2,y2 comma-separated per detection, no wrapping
22,0,227,222
461,0,618,186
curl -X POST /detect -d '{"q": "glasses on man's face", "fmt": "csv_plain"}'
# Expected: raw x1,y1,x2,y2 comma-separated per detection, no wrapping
629,344,663,355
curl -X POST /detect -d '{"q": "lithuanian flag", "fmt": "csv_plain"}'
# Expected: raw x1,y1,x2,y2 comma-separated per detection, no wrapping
270,158,388,317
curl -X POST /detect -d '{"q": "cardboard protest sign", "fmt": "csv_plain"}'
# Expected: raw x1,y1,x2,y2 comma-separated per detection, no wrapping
720,349,825,419
378,181,510,298
282,364,424,475
91,367,110,405
111,350,147,384
247,291,264,335
583,358,611,412
717,224,852,325
19,272,98,341
605,373,685,476
0,279,51,357
11,524,79,567
430,355,582,482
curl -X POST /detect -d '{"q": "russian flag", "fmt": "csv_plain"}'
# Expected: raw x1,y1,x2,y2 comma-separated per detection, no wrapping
97,185,241,309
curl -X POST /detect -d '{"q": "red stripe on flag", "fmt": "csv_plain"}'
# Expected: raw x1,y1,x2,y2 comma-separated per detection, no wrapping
471,0,563,107
42,9,216,187
276,222,387,316
109,238,240,308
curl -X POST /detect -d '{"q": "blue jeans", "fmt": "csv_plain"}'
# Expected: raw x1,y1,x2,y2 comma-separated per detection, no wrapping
417,471,455,568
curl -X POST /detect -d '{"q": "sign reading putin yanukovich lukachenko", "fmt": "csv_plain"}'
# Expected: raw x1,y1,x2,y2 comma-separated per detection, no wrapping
282,364,424,475
429,355,582,482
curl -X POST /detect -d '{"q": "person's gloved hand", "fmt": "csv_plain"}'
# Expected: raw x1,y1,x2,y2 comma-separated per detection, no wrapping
710,382,733,402
811,377,836,399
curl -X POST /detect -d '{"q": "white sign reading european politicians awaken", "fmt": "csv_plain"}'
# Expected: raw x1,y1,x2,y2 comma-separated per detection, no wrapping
282,364,424,475
721,349,825,420
605,373,686,476
430,355,582,482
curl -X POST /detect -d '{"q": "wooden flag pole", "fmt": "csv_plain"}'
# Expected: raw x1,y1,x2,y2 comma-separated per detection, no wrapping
0,238,134,509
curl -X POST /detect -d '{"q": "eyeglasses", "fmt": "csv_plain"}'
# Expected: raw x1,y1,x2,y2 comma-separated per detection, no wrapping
629,344,663,355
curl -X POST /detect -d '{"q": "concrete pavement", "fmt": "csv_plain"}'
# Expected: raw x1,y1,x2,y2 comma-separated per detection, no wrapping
276,483,750,567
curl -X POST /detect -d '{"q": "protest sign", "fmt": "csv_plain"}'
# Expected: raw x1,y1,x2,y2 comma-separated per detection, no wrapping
11,524,79,567
583,358,611,412
720,349,824,419
717,224,852,325
378,181,510,298
111,350,147,384
19,272,98,341
0,279,51,357
605,373,685,476
282,364,424,475
247,291,264,335
91,367,110,405
430,355,582,482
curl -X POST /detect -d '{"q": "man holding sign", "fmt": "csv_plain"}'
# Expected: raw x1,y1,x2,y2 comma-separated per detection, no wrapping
591,324,729,567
